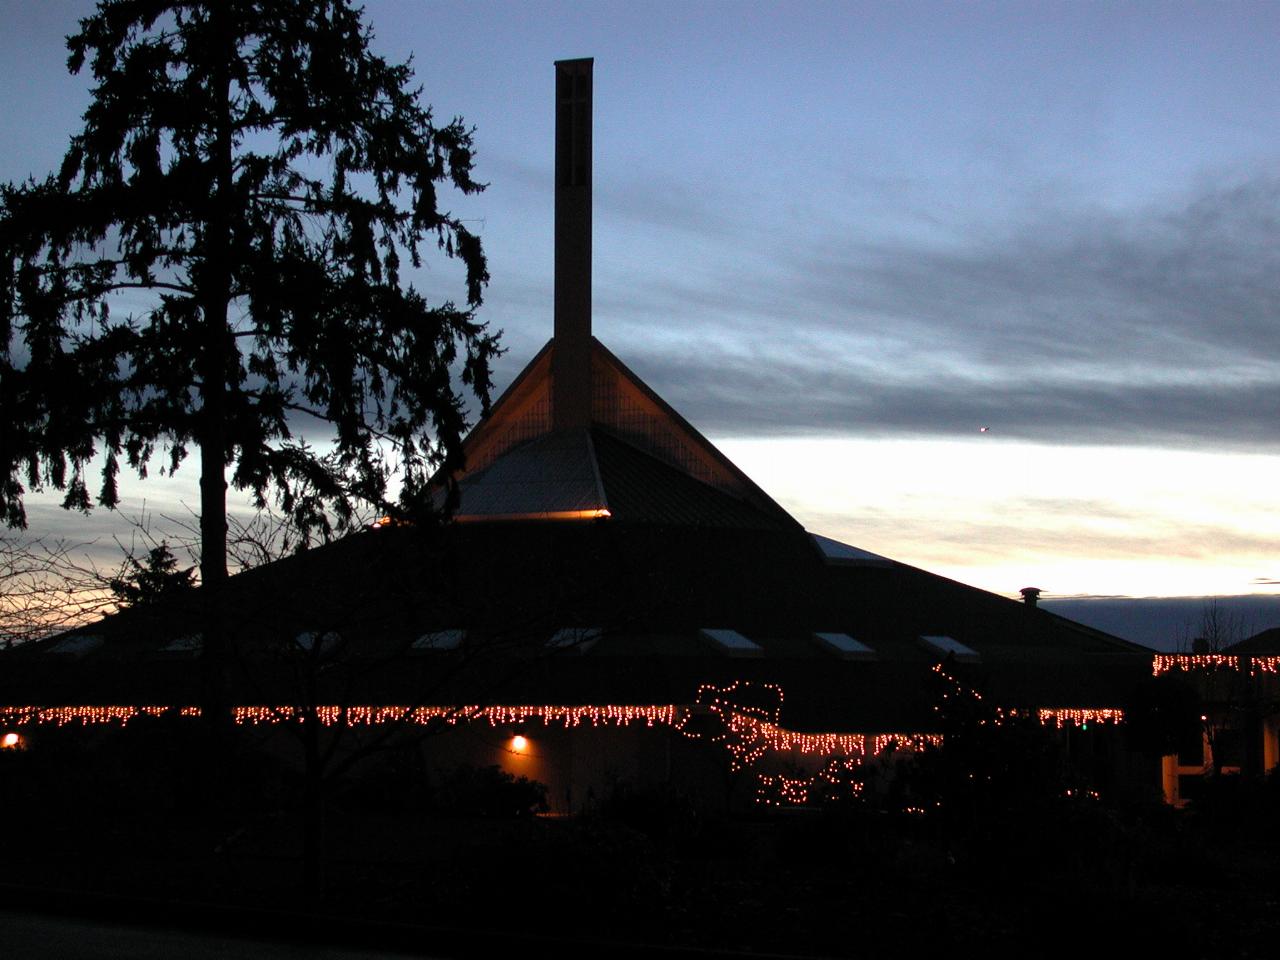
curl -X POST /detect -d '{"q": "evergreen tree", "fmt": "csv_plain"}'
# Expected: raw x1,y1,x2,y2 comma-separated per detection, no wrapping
1,0,498,589
109,542,196,607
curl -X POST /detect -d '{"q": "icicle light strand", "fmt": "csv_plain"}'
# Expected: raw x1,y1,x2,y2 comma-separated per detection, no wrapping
1151,654,1280,677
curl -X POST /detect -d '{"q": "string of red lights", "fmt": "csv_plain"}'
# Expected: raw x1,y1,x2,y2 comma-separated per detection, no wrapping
1152,654,1280,677
0,674,1129,807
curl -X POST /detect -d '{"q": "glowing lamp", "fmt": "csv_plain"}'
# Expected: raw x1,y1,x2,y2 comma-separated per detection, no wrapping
510,735,529,754
1,732,20,749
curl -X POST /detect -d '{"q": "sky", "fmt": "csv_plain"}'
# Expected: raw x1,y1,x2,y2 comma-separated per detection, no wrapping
3,1,1280,634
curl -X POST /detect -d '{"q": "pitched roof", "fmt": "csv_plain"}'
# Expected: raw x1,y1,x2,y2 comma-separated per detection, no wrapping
451,429,608,521
1227,626,1280,655
452,338,796,527
2,511,1150,729
1,325,1153,730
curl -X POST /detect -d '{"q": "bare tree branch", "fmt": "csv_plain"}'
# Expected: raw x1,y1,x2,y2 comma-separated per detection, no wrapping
0,535,115,647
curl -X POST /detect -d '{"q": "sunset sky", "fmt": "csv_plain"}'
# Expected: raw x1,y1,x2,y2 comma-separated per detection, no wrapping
3,1,1279,610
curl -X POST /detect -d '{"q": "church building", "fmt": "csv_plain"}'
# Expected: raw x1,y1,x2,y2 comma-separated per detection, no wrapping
0,59,1158,812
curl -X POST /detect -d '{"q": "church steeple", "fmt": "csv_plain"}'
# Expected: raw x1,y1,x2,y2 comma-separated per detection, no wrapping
552,57,593,430
451,58,796,529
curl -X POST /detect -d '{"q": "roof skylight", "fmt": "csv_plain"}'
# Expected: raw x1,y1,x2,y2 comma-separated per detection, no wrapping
919,635,980,662
161,633,202,654
47,634,103,658
813,632,874,660
294,631,341,654
700,628,763,658
810,533,892,566
412,629,464,651
548,627,601,653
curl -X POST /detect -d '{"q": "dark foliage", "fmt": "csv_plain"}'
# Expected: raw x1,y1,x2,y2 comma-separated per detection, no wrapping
430,763,549,819
108,541,196,606
0,715,285,827
1,0,499,559
335,755,550,820
593,779,702,847
909,664,1072,828
1126,673,1205,756
3,721,1280,956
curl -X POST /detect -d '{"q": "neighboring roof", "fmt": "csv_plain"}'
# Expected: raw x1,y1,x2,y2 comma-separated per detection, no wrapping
1226,626,1280,655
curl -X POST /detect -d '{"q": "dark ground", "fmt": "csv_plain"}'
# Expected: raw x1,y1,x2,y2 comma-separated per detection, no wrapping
3,724,1279,958
0,910,430,960
3,795,1280,958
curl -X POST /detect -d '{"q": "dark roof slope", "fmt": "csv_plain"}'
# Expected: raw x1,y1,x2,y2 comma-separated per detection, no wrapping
1,507,1150,729
450,426,797,530
591,427,796,530
1227,626,1280,655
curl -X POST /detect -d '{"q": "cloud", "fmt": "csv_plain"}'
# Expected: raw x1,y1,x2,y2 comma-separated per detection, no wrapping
589,165,1280,450
636,354,1280,448
802,501,1280,567
598,171,751,244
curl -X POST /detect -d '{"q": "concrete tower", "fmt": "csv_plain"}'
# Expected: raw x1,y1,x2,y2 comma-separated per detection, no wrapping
552,57,593,430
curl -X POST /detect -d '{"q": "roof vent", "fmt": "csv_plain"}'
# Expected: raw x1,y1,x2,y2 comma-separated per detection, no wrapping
1020,587,1042,608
